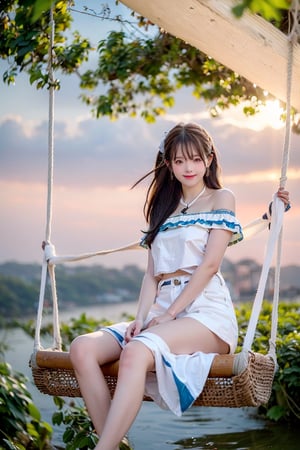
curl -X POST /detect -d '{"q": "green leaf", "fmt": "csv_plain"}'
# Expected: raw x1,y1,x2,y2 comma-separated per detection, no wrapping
266,405,287,421
28,401,41,421
29,70,43,84
71,431,92,449
63,427,75,443
53,395,65,409
32,0,53,22
232,4,248,18
52,410,64,425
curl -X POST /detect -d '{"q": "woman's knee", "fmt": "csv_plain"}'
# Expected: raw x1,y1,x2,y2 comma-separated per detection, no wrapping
119,341,154,372
70,332,122,369
69,335,90,367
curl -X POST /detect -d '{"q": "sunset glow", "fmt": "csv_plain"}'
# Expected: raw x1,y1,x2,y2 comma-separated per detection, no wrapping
258,99,285,130
224,168,300,185
212,99,286,132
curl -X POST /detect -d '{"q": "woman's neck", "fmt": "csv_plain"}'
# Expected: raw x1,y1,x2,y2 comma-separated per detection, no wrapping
181,183,206,204
180,185,206,214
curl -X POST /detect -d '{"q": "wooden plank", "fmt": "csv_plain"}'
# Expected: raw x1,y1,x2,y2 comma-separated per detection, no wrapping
34,350,236,377
120,0,300,110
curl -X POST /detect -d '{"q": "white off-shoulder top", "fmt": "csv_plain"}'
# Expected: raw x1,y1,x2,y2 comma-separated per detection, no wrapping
147,209,243,277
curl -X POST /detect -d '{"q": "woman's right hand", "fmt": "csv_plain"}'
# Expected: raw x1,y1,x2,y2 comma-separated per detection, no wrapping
125,319,144,343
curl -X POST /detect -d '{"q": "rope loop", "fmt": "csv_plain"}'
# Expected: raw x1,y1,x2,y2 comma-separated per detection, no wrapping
44,242,57,263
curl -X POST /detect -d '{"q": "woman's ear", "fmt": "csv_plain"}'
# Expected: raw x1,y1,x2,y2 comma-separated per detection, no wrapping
205,154,213,178
206,154,213,168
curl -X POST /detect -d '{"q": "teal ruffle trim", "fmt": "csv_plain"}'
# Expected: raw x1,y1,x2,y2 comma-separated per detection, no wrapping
141,209,243,248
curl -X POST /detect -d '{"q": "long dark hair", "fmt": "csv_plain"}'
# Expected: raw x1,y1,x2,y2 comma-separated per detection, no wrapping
134,122,222,246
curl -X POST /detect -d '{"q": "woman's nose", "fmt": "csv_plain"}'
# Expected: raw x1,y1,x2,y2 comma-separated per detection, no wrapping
185,161,193,172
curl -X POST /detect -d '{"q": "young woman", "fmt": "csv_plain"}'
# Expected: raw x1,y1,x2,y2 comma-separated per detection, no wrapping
70,122,290,450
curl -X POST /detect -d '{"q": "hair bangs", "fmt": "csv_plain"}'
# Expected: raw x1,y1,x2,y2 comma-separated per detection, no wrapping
172,134,206,162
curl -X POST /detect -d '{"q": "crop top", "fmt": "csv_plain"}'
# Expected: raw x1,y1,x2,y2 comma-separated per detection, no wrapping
145,209,243,277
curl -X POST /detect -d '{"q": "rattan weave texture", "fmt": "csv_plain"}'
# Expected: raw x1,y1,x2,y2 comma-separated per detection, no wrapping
31,351,275,407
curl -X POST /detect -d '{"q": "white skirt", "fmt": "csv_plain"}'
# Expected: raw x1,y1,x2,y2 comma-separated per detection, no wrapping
102,272,238,416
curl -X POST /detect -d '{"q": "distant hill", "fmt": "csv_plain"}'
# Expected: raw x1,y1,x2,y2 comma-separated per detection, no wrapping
221,259,300,301
0,260,299,320
280,265,300,289
0,262,144,320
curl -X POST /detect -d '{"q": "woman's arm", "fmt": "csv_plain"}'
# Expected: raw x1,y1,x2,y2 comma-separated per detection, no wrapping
167,228,232,318
135,250,158,322
125,250,158,341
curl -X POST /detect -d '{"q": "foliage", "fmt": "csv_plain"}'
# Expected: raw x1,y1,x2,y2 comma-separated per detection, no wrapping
0,0,92,88
0,361,53,449
58,313,114,347
81,29,262,122
51,395,132,449
0,0,294,122
235,301,300,422
52,396,99,450
0,274,40,320
232,0,291,22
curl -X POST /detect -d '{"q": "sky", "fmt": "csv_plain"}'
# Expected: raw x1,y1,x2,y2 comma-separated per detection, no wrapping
0,0,299,271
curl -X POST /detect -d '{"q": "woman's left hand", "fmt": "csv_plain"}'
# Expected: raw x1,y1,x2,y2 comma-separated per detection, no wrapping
145,312,175,329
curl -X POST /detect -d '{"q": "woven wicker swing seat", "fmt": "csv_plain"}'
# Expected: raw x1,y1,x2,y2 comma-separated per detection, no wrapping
30,349,276,408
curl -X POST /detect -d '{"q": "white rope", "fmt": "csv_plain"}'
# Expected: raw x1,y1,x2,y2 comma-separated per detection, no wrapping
269,2,299,356
243,1,298,355
242,196,284,352
33,256,48,351
33,5,62,351
44,241,142,264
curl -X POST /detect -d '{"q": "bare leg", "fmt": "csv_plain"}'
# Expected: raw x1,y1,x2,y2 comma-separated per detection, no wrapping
95,318,228,449
145,317,230,355
73,318,228,450
70,331,122,438
96,340,154,450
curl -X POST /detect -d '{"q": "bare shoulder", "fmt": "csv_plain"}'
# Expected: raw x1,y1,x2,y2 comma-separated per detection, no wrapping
211,188,236,212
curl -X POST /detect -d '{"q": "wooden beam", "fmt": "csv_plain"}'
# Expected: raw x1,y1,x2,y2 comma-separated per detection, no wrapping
120,0,300,110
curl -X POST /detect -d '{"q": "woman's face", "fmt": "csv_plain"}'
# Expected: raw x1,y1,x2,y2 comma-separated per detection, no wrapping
171,145,208,189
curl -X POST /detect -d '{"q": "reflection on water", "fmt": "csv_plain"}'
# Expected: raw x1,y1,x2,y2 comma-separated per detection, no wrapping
129,403,299,449
2,303,299,450
173,427,298,449
129,402,299,449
